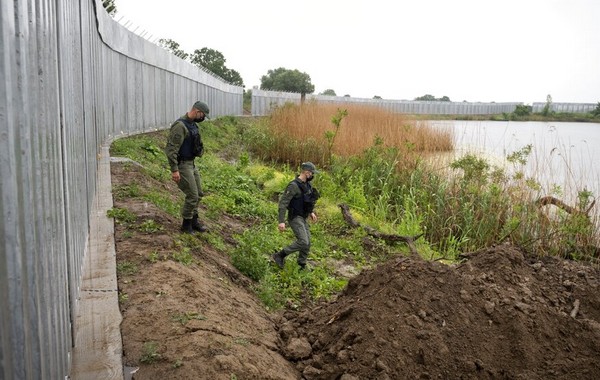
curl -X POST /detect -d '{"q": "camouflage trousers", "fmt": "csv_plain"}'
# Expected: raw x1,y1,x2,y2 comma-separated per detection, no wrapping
177,160,202,219
282,216,311,266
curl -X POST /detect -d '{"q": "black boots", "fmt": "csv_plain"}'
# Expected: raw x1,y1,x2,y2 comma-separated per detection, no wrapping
191,214,208,232
181,218,194,234
181,215,208,234
271,250,285,269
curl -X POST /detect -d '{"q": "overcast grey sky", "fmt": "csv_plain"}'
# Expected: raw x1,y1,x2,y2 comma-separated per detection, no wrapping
115,0,600,104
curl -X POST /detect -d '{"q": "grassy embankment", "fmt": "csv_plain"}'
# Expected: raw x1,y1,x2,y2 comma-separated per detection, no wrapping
110,103,598,309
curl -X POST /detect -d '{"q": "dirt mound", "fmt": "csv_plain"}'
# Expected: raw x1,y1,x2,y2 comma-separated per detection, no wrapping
112,161,600,379
278,246,600,379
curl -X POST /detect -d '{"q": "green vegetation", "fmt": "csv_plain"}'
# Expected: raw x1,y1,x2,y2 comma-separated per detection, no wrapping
102,0,116,16
107,207,136,226
592,102,600,117
190,48,244,86
110,107,598,311
116,261,138,276
138,219,163,233
140,342,161,364
172,312,207,325
414,94,451,101
157,42,243,86
260,67,315,94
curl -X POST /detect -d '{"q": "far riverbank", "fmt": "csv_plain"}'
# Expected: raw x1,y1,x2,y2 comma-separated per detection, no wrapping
410,112,600,123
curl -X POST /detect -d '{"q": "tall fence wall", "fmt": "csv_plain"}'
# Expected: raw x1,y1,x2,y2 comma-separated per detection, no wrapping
0,1,243,378
251,89,522,116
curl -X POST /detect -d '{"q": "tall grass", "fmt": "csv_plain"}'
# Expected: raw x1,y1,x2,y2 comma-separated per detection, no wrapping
244,105,599,262
249,102,453,169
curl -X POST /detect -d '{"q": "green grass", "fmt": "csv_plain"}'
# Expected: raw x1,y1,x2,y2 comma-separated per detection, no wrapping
140,341,161,364
107,207,136,226
110,114,599,311
117,261,138,276
137,219,163,233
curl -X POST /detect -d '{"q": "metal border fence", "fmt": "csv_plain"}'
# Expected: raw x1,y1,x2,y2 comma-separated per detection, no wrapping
0,1,242,378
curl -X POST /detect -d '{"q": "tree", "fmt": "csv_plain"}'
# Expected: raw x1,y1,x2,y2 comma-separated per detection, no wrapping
592,102,600,117
243,90,252,113
414,94,451,101
260,67,315,94
190,48,244,86
513,104,532,117
158,39,189,60
415,94,436,101
542,94,553,116
373,95,382,99
102,0,117,16
321,89,337,96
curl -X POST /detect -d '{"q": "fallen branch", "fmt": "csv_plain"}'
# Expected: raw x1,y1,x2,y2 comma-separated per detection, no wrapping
537,196,595,216
536,196,600,258
338,203,422,255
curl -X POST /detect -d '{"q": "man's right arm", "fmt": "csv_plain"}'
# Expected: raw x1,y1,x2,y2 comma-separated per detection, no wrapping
278,182,299,223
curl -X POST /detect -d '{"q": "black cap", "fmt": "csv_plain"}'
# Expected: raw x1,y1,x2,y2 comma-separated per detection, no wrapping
301,162,319,173
193,101,210,115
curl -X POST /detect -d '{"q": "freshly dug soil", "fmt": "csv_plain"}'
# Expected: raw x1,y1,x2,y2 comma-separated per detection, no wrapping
280,247,600,379
112,161,600,380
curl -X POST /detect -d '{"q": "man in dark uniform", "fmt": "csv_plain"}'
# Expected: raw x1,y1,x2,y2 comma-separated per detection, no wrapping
164,101,210,234
271,162,320,270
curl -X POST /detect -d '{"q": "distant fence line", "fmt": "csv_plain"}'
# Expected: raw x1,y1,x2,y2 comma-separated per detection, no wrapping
251,89,522,116
251,89,597,116
0,1,242,379
531,102,597,113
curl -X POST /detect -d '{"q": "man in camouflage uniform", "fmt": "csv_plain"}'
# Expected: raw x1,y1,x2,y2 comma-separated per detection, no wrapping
164,101,210,233
271,162,320,270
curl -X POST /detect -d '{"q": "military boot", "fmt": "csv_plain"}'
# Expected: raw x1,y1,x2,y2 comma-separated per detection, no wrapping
271,250,285,269
191,214,208,233
181,219,194,234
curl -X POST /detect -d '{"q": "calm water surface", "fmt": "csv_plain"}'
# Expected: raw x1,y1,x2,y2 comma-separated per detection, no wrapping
428,120,600,206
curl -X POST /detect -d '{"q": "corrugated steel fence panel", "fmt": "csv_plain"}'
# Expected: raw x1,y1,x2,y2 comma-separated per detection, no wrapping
1,0,243,378
253,88,566,116
532,102,596,113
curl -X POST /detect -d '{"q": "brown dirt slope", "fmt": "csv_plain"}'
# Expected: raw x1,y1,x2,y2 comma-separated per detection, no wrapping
112,161,600,380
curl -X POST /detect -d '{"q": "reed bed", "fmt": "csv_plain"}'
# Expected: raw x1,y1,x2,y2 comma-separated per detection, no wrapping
264,102,453,167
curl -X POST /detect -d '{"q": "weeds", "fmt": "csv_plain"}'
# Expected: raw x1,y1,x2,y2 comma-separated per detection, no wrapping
118,292,129,303
117,261,137,276
140,341,161,364
172,312,206,325
172,247,194,266
138,219,163,233
110,111,599,312
107,207,136,226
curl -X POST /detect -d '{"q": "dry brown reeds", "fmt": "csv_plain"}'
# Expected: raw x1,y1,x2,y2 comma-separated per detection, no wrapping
268,102,453,166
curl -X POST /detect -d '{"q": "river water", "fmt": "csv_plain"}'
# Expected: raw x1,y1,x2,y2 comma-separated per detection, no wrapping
427,120,600,212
